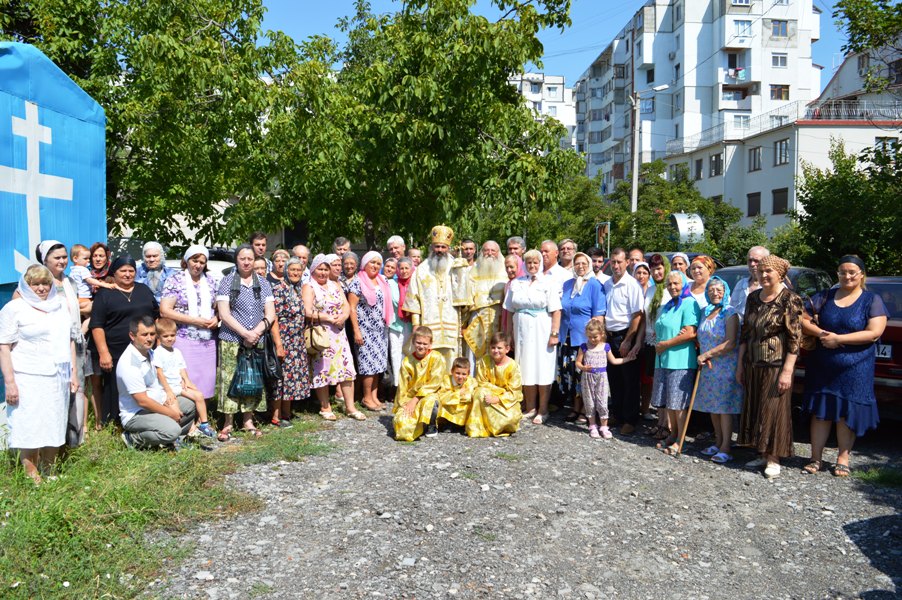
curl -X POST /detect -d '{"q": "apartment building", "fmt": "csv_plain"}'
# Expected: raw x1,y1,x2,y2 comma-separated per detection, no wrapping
575,0,822,194
664,48,902,231
509,73,577,149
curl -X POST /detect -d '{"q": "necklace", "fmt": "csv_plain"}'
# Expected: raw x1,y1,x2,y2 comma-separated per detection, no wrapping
118,286,134,303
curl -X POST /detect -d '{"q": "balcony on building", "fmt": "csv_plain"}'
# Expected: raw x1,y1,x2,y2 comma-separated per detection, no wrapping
723,65,757,87
718,85,754,111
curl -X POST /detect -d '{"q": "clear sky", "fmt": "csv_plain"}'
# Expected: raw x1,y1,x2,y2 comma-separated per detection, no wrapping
263,0,848,91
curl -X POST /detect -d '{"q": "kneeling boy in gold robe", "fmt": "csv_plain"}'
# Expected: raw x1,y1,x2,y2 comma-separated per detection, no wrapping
466,332,523,437
393,326,449,441
438,357,476,429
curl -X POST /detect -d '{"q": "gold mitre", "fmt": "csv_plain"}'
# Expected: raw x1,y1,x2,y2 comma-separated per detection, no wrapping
430,225,454,246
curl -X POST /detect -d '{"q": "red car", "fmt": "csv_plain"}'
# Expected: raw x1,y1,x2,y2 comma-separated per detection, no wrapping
867,277,902,417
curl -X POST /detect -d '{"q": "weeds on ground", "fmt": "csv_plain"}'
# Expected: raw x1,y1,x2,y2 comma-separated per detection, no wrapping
0,420,327,599
853,466,902,487
495,452,522,462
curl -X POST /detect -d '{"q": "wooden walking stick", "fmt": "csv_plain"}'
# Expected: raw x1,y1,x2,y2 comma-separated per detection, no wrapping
675,366,703,456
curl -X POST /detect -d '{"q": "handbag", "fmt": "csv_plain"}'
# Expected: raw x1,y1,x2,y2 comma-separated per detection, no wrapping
305,310,330,355
228,345,264,398
801,291,828,351
262,328,283,384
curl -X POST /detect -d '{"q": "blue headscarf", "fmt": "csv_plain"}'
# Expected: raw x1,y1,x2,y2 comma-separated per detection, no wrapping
703,275,731,319
662,278,693,313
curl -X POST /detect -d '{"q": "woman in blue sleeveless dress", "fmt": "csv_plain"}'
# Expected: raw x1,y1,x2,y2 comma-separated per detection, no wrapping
801,255,888,477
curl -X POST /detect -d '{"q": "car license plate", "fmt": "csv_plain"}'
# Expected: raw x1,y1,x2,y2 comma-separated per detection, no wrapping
876,344,892,359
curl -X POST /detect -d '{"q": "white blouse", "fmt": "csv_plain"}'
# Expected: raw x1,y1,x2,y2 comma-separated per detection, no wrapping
0,299,71,376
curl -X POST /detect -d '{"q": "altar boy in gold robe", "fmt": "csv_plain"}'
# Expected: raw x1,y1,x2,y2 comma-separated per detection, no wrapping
393,326,449,441
466,332,523,438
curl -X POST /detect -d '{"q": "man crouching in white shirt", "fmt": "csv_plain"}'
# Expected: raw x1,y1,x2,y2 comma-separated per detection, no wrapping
117,315,196,449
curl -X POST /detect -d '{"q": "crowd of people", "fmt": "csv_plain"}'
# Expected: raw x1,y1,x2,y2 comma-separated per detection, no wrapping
0,228,888,484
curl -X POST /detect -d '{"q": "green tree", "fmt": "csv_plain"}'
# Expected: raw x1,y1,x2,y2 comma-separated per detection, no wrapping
1,0,304,245
331,0,585,249
834,0,902,95
794,139,902,275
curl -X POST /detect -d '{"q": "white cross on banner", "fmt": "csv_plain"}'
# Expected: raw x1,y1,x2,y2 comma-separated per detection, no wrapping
0,100,74,272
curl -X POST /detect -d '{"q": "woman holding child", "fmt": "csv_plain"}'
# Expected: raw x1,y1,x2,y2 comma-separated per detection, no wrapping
504,249,561,425
160,245,219,404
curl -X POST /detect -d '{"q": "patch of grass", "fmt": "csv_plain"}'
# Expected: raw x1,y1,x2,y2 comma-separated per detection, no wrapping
0,419,327,598
853,466,902,487
473,526,497,542
495,452,522,462
460,470,479,480
249,581,274,597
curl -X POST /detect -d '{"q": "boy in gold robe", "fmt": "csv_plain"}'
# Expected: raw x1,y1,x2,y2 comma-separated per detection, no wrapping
438,357,477,429
393,326,449,441
466,332,523,437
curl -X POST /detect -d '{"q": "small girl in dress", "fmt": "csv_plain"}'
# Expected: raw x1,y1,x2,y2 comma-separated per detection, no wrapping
576,319,635,439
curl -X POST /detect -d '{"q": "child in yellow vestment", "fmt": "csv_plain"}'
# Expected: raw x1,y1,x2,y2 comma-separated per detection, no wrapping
466,332,523,437
438,357,476,429
393,326,449,441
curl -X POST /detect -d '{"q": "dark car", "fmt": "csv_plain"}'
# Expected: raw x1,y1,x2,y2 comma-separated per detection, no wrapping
866,277,902,417
714,265,834,300
600,252,725,276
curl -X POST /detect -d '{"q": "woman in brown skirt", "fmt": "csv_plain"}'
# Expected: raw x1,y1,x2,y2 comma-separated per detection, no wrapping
735,255,802,479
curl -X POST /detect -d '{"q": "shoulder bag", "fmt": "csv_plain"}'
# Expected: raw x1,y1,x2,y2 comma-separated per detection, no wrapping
228,344,264,398
262,324,283,384
305,309,330,355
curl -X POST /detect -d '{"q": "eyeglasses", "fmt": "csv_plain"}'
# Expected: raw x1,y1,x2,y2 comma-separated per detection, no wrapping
837,270,862,278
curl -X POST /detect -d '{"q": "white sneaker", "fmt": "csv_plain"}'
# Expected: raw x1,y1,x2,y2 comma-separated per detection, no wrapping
764,462,781,478
746,456,767,467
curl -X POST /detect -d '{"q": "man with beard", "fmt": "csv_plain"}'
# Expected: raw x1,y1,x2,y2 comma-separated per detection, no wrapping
403,225,468,370
462,241,508,362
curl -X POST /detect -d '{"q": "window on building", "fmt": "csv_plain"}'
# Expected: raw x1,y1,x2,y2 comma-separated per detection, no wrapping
711,195,723,204
577,143,585,153
674,3,682,23
674,64,680,82
772,20,789,37
647,69,655,84
589,109,604,121
546,86,558,99
733,0,750,5
674,123,680,139
614,65,625,78
734,20,752,37
749,146,762,171
710,153,723,177
530,82,541,93
747,192,761,216
770,84,790,100
875,137,899,156
590,87,601,98
636,40,641,58
857,54,870,72
722,87,745,101
694,159,704,181
891,58,902,85
674,92,682,112
640,98,655,114
734,114,751,129
774,138,790,165
675,34,681,50
772,188,789,215
774,0,789,5
772,52,788,68
547,105,557,116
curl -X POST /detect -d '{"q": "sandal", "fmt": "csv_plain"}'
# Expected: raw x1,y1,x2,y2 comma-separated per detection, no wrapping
700,444,720,457
576,415,588,424
347,411,367,421
244,427,263,438
216,427,232,442
522,409,537,420
653,427,672,440
319,410,337,421
656,437,676,450
711,452,733,464
801,460,823,475
532,413,548,425
662,443,681,456
832,463,851,478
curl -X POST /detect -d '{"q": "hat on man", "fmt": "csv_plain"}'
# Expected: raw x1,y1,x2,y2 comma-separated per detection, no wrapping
430,225,454,246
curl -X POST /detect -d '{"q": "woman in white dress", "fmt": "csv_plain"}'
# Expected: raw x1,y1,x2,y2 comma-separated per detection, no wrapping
0,265,77,484
503,250,561,424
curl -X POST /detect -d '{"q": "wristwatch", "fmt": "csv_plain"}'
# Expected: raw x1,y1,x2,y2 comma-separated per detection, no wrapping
550,331,559,337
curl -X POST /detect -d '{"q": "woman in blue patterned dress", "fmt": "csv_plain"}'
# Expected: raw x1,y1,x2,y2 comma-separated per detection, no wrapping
801,255,887,477
270,258,311,426
694,276,743,464
348,251,391,412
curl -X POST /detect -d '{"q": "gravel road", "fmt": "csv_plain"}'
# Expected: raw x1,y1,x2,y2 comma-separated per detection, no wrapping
147,411,902,599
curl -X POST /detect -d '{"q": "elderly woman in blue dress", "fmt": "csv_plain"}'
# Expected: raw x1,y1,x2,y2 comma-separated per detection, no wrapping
348,251,392,412
136,241,176,303
800,255,887,477
694,276,743,464
651,271,701,454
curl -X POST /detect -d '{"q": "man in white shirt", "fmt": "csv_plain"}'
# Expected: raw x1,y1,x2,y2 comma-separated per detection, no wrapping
603,248,644,434
118,316,196,449
292,244,311,284
540,240,573,295
730,245,770,320
386,235,407,260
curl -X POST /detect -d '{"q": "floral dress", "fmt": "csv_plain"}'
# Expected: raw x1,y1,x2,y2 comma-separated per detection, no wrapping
309,281,356,387
348,277,388,376
694,306,743,414
272,282,311,402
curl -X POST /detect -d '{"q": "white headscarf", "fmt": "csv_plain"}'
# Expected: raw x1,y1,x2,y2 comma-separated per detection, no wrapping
18,271,61,313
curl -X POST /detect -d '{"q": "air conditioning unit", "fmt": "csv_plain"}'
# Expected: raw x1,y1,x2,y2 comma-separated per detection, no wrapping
668,51,677,60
